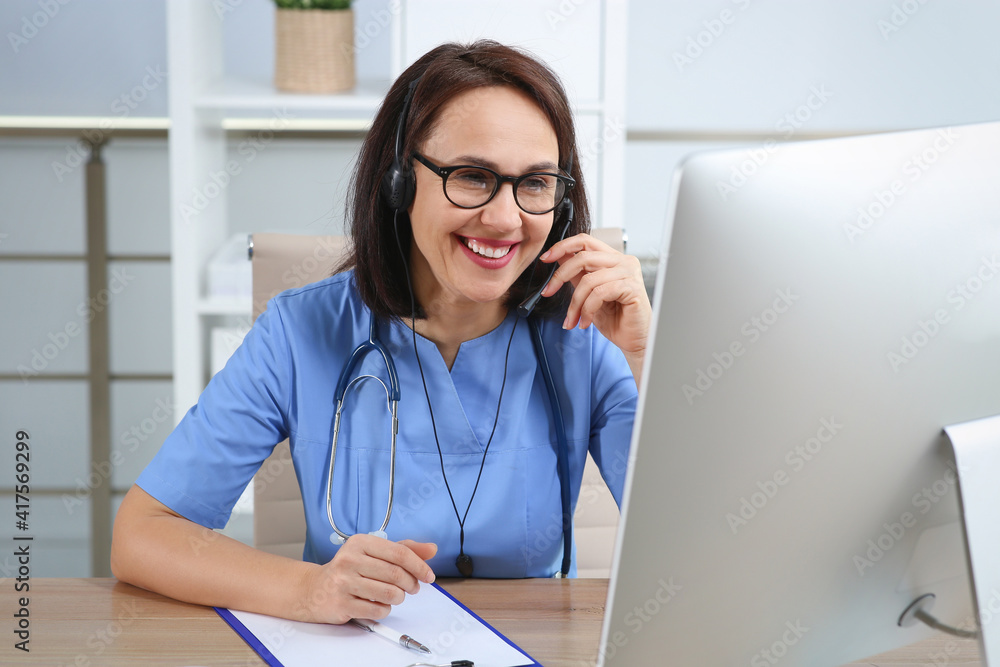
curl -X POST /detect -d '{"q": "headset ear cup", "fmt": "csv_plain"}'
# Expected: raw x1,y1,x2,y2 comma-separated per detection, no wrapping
381,75,422,212
380,162,415,211
400,165,415,210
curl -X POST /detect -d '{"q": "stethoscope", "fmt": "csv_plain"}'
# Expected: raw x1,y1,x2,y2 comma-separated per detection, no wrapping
326,314,401,543
324,310,572,576
325,203,576,577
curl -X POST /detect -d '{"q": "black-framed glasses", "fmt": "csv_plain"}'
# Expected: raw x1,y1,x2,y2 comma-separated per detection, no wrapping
413,153,575,215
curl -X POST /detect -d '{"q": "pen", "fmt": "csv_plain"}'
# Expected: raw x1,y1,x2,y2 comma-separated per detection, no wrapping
349,618,431,654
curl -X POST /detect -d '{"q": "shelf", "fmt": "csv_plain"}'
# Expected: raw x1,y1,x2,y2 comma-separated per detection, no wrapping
195,76,392,116
0,116,169,132
0,114,372,136
221,117,370,132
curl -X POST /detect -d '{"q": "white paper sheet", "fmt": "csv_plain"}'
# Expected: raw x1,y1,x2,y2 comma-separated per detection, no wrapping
221,583,538,667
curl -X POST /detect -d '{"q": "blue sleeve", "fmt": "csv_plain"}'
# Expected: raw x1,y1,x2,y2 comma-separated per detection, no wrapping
135,302,293,528
588,333,638,507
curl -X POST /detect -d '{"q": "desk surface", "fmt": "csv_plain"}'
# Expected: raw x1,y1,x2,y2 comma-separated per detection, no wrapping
8,578,982,666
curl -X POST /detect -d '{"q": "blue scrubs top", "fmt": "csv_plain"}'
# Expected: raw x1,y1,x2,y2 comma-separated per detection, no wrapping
137,271,637,578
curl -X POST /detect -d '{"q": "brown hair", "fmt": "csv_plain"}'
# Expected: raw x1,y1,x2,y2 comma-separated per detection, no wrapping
338,40,590,320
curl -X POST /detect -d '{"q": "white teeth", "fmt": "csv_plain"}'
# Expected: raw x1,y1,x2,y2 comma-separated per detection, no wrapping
466,239,511,259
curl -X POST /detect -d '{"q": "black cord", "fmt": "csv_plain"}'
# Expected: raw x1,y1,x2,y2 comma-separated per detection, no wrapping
392,211,517,576
460,317,518,530
527,317,572,577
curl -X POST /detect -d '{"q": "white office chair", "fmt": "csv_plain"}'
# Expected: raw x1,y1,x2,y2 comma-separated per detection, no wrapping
250,230,624,576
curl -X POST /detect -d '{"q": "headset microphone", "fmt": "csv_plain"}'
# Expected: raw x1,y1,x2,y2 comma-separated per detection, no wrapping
517,198,574,318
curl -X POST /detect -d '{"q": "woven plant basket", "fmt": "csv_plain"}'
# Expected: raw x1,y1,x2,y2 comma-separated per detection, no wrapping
274,8,355,94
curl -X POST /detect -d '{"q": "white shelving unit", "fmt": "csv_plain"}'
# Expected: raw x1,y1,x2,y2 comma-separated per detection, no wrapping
167,0,627,417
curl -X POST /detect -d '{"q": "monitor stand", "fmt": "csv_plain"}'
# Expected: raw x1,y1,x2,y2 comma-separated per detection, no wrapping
899,414,1000,665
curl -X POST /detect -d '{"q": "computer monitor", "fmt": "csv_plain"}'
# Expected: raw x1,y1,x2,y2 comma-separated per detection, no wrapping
601,121,1000,666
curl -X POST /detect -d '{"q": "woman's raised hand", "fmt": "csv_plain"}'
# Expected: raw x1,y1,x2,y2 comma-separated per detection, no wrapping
539,233,651,386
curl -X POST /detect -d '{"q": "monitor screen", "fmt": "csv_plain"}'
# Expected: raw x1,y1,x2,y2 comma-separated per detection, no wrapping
601,121,1000,666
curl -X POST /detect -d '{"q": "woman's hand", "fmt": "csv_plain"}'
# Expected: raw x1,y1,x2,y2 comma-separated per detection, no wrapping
539,233,651,387
297,535,437,624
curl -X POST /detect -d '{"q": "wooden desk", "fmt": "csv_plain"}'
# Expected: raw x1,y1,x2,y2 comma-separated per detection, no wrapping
9,578,982,666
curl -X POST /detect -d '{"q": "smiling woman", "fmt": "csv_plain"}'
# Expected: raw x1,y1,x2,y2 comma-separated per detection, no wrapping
111,40,650,628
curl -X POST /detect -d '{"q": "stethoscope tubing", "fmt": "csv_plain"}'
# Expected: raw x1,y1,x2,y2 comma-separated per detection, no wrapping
327,316,401,542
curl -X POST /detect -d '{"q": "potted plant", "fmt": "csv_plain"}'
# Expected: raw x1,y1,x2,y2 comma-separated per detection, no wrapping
274,0,355,94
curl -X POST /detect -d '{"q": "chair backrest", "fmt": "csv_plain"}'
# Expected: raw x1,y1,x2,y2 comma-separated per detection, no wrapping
251,234,347,559
250,230,624,576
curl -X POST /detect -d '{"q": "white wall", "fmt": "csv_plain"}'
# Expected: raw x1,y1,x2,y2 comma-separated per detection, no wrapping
623,0,1000,255
1,0,998,575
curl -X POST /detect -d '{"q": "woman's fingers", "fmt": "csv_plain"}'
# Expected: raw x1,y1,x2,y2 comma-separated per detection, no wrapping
398,538,439,563
538,233,651,383
540,236,646,328
571,270,642,330
303,535,437,624
539,234,618,296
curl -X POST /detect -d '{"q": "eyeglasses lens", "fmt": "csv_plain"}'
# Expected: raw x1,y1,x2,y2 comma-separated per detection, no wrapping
444,168,565,214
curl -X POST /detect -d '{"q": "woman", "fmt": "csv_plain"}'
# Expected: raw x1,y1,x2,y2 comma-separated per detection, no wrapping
111,40,650,626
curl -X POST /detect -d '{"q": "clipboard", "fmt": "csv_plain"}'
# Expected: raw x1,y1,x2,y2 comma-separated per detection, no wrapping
214,582,541,667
